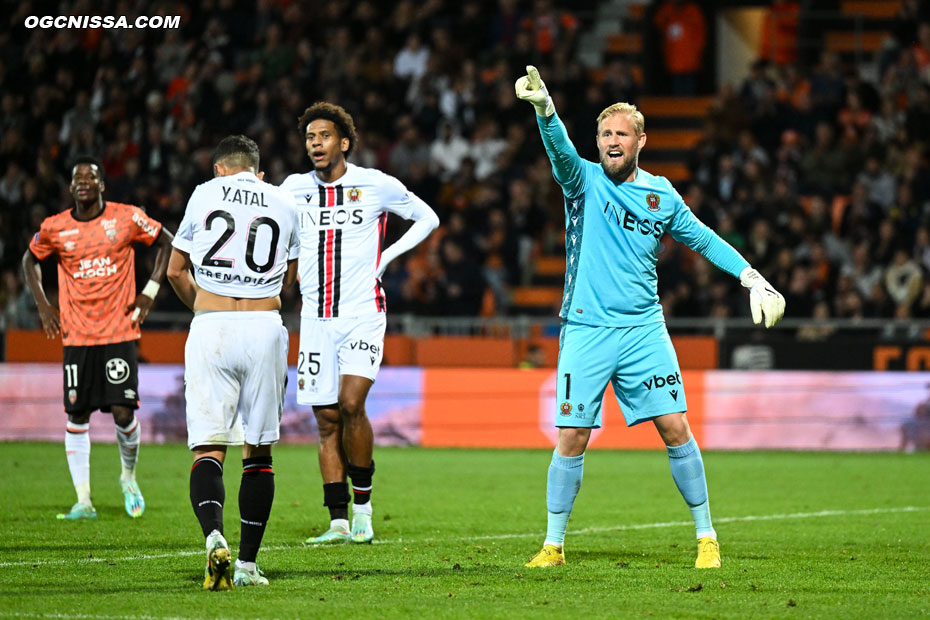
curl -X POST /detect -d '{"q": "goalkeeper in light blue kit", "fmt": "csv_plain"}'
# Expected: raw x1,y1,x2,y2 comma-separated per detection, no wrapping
516,66,785,569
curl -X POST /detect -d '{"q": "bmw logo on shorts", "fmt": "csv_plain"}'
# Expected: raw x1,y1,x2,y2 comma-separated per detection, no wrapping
106,358,130,384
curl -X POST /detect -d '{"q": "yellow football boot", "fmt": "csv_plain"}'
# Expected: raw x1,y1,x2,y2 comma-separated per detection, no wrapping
203,532,234,591
525,544,565,567
695,537,721,569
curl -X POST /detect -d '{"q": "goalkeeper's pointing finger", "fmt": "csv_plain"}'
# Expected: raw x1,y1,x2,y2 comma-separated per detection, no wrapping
526,65,541,90
516,65,554,116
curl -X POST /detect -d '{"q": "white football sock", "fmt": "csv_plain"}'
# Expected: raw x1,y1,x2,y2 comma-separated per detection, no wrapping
331,518,349,531
115,418,140,481
65,422,91,505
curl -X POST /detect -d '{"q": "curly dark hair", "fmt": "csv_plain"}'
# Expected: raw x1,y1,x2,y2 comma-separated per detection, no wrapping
297,101,357,157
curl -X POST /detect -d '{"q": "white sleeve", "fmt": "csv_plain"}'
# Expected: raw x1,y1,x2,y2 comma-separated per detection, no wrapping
279,174,298,191
277,179,301,260
285,193,301,260
377,174,439,277
379,173,420,218
171,185,202,253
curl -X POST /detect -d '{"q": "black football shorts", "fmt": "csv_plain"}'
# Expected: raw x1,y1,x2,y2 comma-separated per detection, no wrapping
61,340,140,414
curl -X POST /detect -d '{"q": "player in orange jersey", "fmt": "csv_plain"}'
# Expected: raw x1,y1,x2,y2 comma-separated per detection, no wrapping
22,155,174,520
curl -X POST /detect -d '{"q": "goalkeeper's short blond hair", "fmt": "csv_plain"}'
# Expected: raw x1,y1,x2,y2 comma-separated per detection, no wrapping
597,103,645,136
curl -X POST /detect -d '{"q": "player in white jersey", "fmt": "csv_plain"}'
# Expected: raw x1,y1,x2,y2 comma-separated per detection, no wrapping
281,102,439,545
167,135,299,590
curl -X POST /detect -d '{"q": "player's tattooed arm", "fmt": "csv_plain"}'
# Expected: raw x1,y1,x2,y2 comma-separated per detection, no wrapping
166,247,197,311
128,228,175,326
22,249,60,338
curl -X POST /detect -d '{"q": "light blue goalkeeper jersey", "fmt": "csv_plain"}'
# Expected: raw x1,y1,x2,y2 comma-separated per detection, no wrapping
538,113,749,327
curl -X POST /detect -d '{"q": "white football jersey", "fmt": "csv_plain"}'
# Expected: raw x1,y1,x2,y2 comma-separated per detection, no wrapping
173,171,299,298
281,163,429,318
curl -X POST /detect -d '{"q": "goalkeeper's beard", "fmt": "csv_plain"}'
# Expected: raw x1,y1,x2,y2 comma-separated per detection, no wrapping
600,148,639,183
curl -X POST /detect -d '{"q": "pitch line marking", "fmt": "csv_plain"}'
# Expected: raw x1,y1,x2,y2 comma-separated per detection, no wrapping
1,505,926,569
414,505,930,543
4,615,201,620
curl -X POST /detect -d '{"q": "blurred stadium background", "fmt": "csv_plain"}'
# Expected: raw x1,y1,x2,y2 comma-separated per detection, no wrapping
2,0,930,451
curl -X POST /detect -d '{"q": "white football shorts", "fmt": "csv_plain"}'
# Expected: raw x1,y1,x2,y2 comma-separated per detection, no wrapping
296,314,386,406
184,310,289,449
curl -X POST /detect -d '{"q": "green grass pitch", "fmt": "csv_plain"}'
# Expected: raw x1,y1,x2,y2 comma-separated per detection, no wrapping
1,443,928,619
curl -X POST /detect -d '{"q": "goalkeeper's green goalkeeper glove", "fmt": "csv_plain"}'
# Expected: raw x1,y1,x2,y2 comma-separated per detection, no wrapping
740,267,786,328
514,65,555,117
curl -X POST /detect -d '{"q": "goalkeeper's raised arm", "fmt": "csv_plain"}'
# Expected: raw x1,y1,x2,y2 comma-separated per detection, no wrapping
515,65,586,198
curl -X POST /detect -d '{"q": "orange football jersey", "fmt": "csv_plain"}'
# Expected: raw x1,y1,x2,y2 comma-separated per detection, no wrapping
29,202,163,346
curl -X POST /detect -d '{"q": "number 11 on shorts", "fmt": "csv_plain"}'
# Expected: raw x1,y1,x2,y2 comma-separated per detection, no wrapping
65,363,78,388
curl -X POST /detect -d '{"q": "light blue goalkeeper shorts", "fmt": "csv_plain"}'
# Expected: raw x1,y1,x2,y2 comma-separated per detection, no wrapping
555,320,687,428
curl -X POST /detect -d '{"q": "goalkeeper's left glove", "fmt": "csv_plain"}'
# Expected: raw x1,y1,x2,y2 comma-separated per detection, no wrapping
514,65,555,117
739,267,786,328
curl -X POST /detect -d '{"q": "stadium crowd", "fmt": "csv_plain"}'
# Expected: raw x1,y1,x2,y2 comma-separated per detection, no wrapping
1,0,930,330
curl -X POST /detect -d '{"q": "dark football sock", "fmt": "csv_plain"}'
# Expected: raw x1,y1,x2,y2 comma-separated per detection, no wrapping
190,457,225,537
238,457,275,563
323,481,350,521
348,460,375,506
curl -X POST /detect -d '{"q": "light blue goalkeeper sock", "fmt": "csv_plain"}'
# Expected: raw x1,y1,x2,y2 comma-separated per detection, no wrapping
667,437,715,539
544,449,584,547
